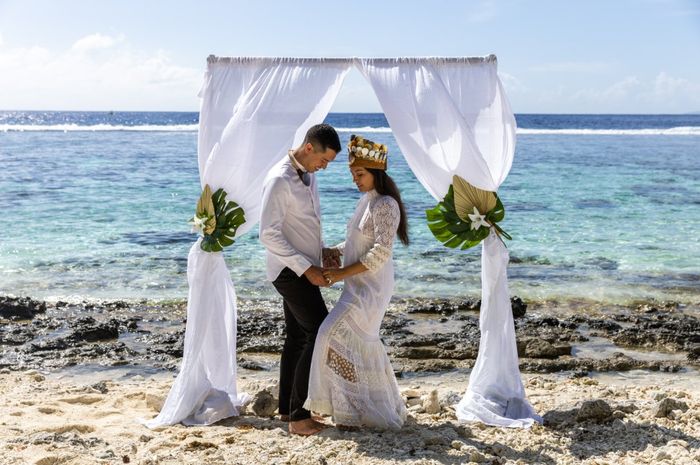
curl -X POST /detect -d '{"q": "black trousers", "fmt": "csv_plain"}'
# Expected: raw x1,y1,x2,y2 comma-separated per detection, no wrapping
272,267,328,421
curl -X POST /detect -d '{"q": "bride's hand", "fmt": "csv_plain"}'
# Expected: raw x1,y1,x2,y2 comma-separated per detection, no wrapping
322,248,342,268
322,268,344,285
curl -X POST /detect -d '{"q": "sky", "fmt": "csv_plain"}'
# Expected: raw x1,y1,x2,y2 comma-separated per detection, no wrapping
0,0,699,113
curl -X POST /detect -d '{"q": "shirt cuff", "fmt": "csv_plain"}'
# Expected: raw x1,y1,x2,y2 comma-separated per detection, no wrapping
286,256,313,277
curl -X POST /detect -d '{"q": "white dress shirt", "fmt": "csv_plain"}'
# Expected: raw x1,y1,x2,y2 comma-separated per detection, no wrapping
259,155,323,281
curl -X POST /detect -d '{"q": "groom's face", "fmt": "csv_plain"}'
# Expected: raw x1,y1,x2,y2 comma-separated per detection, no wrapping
304,142,337,172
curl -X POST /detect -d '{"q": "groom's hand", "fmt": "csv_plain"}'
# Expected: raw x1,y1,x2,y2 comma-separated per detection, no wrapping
322,268,344,285
304,265,329,287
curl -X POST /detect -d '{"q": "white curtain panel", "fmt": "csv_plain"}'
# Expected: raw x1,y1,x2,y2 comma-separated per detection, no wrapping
144,57,351,428
359,57,540,427
200,57,352,236
456,231,541,427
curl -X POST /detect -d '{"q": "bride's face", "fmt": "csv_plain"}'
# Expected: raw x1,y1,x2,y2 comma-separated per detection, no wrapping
350,166,375,192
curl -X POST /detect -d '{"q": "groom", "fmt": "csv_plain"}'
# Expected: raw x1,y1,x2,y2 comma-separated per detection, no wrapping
259,123,341,436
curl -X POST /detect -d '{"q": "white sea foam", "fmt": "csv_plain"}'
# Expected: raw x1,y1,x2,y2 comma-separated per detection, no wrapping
0,123,199,132
341,127,700,136
517,126,700,136
335,126,393,133
2,124,700,135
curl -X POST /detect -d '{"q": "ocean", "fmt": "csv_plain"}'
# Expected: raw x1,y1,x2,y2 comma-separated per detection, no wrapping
1,112,699,305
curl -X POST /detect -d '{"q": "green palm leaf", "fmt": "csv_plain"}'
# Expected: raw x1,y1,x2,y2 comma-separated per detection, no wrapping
426,184,510,250
193,185,246,253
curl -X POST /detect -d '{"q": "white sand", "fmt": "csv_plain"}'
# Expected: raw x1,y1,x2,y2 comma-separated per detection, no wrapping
1,369,698,465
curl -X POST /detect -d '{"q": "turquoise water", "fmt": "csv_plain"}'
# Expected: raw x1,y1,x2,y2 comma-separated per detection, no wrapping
1,113,698,304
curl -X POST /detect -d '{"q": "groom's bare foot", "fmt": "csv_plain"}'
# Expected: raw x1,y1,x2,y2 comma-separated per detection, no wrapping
288,418,327,436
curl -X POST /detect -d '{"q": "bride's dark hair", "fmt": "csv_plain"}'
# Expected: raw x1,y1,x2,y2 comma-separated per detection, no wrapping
368,168,409,246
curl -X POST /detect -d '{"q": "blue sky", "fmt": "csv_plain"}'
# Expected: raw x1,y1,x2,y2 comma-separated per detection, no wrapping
1,0,699,113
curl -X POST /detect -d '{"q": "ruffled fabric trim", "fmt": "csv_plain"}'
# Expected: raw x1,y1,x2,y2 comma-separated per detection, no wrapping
359,244,391,272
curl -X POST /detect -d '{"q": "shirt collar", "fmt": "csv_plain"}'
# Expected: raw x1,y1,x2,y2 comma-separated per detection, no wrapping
288,150,307,173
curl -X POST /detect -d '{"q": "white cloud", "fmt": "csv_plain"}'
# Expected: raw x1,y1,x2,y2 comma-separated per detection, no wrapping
0,34,202,110
653,71,700,99
598,76,642,100
0,32,4,47
498,71,528,94
592,73,700,109
71,33,122,52
513,73,700,113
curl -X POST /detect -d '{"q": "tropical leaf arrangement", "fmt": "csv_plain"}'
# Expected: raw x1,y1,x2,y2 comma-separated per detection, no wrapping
189,184,246,252
425,175,511,250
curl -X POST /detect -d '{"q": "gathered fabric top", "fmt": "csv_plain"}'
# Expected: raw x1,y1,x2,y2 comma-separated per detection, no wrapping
206,55,498,66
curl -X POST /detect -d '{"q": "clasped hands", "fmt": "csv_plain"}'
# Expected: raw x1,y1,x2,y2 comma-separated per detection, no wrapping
304,248,344,287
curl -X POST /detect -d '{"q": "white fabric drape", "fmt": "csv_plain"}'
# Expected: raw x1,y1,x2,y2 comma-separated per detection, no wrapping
144,58,351,428
359,57,540,427
455,231,540,427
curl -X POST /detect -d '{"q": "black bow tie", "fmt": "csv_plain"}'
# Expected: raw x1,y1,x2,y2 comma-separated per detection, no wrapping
296,169,310,186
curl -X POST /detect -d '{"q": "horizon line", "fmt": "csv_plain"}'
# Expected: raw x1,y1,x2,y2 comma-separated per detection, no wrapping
1,109,699,116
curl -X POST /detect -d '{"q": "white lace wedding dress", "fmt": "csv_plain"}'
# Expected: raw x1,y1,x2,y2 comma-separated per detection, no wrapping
305,189,406,429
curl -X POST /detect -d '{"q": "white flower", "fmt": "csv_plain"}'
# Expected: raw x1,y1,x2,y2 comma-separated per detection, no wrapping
369,150,376,157
362,147,369,156
467,207,490,231
189,214,207,233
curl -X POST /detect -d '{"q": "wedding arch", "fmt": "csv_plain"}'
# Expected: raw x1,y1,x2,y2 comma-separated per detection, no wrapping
145,55,541,429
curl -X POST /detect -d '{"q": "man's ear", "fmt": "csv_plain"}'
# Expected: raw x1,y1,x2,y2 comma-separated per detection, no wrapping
304,142,315,154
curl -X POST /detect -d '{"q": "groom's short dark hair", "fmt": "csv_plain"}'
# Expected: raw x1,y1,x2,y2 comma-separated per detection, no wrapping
304,123,341,153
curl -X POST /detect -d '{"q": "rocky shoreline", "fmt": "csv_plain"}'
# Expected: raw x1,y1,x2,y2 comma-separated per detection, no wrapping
1,295,698,376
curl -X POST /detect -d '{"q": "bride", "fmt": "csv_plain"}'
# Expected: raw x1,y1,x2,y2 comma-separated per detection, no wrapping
304,135,409,430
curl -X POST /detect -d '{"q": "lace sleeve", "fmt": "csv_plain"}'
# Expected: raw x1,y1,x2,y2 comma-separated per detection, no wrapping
359,196,400,272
